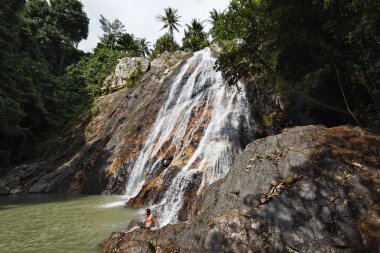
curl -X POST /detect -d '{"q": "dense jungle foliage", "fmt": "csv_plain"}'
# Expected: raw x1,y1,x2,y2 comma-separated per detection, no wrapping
0,0,138,170
0,0,89,169
213,0,380,132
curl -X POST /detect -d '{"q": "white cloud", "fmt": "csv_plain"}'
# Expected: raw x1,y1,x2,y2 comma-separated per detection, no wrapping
78,0,230,52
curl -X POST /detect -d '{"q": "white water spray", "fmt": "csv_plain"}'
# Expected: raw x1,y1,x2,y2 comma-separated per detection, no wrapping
124,48,253,225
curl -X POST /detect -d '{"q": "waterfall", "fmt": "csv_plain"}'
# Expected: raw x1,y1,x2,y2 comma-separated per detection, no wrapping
124,48,253,226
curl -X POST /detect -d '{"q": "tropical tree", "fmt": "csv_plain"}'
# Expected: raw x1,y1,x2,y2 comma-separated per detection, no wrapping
116,32,139,54
208,8,222,38
23,0,89,74
49,0,89,46
23,0,50,32
182,19,209,51
157,7,182,52
157,7,181,37
99,15,125,50
49,0,89,73
137,38,151,57
0,0,90,169
150,33,180,58
214,0,380,132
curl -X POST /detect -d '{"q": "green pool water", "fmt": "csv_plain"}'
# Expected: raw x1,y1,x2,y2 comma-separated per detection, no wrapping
0,194,137,253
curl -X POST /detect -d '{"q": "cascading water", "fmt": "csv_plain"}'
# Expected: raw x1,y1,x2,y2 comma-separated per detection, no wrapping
124,48,253,226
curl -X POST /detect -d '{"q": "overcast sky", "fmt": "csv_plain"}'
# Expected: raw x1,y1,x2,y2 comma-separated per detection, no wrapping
78,0,230,52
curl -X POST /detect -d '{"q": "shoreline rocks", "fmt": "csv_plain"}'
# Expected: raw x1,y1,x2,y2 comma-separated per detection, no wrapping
101,125,380,253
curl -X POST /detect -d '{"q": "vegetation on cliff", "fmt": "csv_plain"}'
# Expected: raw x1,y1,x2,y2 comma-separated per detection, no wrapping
0,0,89,170
0,1,144,171
212,0,380,132
0,2,148,171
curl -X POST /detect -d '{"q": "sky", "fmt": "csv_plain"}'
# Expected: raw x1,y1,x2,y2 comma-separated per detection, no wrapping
78,0,230,52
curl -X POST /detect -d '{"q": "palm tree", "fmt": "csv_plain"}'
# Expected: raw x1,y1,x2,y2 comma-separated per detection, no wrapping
208,9,221,38
208,9,221,26
182,19,209,51
157,7,181,37
137,38,151,57
116,32,138,52
186,19,205,37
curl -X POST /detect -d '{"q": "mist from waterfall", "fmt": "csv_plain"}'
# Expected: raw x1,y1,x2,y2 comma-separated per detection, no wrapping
124,48,253,225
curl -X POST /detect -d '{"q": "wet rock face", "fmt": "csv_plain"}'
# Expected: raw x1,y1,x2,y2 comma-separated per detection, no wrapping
243,76,287,138
123,48,254,225
0,51,190,195
102,125,380,253
125,100,211,217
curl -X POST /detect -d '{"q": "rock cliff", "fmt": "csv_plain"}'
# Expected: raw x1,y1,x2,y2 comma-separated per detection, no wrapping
0,51,190,195
101,125,380,252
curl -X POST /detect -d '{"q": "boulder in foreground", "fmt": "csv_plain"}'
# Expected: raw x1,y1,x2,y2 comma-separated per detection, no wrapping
101,125,380,253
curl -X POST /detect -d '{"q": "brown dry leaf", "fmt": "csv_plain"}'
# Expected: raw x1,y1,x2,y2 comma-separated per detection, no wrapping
271,180,279,186
285,176,293,184
352,162,363,168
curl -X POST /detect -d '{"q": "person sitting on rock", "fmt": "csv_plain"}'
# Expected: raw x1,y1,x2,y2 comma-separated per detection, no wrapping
126,208,159,232
144,208,159,229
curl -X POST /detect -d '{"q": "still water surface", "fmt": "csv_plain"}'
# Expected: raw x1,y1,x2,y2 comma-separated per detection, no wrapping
0,194,136,253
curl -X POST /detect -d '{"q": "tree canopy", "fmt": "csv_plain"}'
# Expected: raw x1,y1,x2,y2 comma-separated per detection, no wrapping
99,15,125,50
150,33,180,58
0,0,89,171
213,0,380,132
182,19,209,52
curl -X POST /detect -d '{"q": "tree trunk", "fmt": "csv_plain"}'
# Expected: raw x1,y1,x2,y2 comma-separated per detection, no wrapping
57,48,67,76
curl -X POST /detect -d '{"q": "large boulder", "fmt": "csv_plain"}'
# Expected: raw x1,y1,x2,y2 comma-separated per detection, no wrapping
101,125,380,252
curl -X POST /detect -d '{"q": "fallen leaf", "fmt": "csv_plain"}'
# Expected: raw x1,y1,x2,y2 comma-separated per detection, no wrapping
352,162,362,168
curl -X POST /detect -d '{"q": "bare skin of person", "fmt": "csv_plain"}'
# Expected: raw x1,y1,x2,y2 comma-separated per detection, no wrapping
127,208,159,232
144,208,159,228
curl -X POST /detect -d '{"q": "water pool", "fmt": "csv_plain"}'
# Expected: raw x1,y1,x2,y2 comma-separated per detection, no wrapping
0,194,136,253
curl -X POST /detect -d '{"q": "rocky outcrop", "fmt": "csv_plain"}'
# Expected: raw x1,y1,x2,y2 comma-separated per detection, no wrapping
101,125,380,252
0,51,191,195
102,57,150,90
